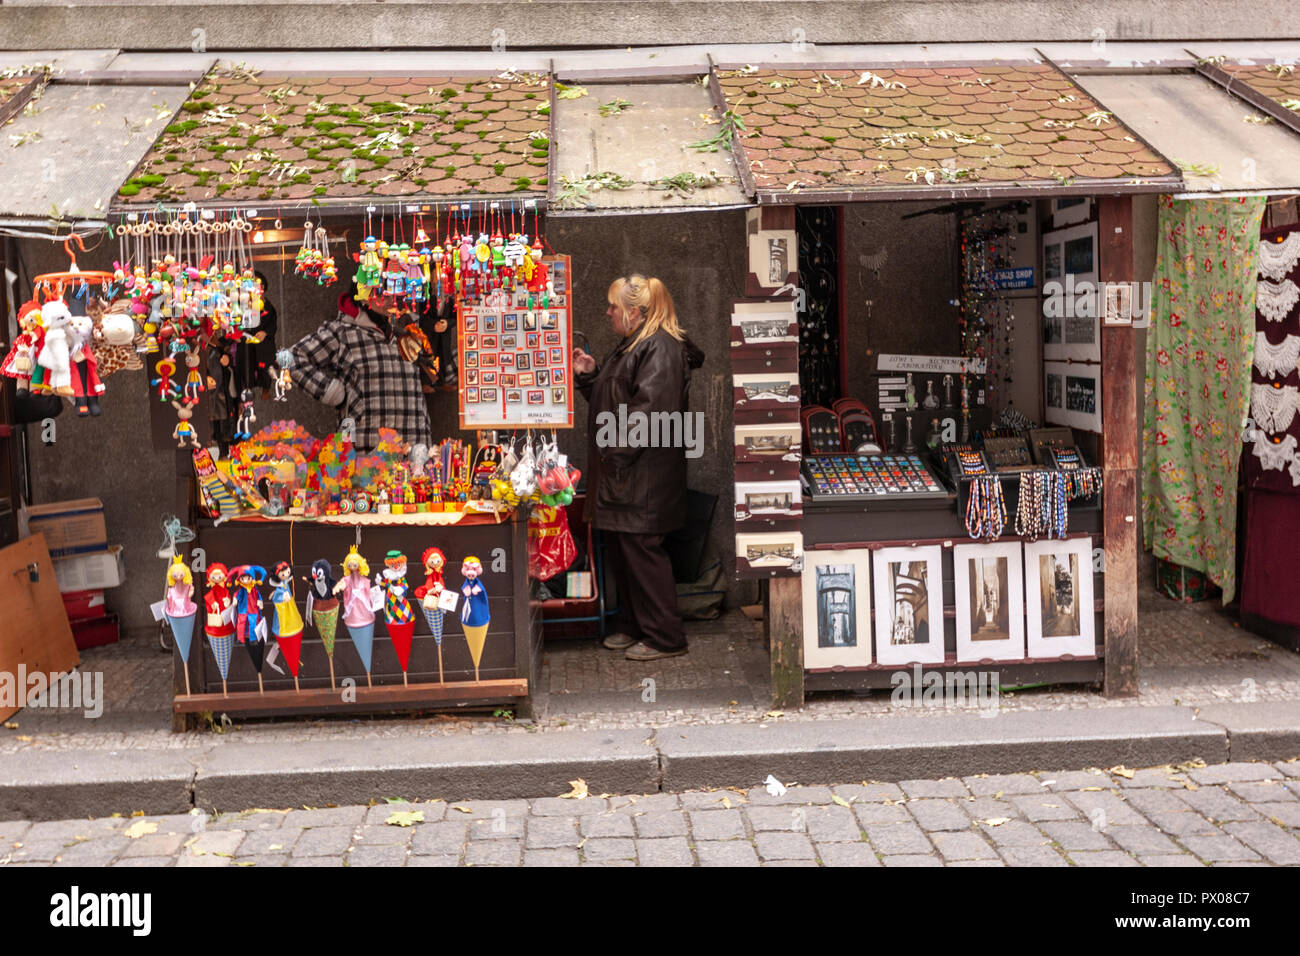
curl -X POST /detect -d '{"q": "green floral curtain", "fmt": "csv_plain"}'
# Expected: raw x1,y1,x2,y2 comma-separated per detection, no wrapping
1142,195,1265,602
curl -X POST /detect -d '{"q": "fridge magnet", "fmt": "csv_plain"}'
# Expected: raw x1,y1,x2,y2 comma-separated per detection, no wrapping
305,559,340,689
801,548,872,669
953,541,1025,664
873,545,945,666
459,555,490,682
203,562,236,697
271,561,305,690
334,546,376,686
163,555,198,696
378,550,416,683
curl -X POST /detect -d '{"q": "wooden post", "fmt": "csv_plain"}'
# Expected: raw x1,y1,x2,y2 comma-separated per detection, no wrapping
767,576,803,708
1098,196,1139,697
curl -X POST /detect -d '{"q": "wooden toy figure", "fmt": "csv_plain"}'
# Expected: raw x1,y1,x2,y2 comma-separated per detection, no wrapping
232,564,268,693
203,563,236,697
305,559,339,689
333,546,375,686
234,388,256,440
172,402,200,448
163,555,198,696
413,546,447,683
271,561,305,691
182,349,205,405
459,555,490,682
377,550,416,684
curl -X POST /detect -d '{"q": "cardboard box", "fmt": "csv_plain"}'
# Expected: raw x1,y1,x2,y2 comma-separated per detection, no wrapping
53,546,125,593
62,589,107,620
23,498,107,558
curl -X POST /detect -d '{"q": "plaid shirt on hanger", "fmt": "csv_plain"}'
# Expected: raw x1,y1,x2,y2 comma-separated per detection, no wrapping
288,312,433,452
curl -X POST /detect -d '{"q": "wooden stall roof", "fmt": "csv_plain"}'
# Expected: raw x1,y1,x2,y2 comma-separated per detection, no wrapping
1197,60,1300,136
712,64,1182,202
114,69,552,207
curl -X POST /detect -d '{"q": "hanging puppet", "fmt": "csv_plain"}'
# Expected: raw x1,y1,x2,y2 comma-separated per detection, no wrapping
333,546,376,685
376,550,416,683
35,299,75,397
232,564,268,693
1,301,44,394
67,311,105,417
270,561,306,690
163,555,198,696
413,546,448,683
305,558,340,689
459,555,490,682
233,388,256,441
203,563,236,697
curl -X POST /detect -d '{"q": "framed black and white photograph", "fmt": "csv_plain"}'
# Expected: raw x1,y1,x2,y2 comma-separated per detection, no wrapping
733,479,801,522
731,300,799,344
953,542,1025,663
734,423,802,462
735,530,803,577
1044,361,1102,433
732,371,801,409
1042,221,1100,362
1025,537,1096,659
873,545,944,666
801,548,871,668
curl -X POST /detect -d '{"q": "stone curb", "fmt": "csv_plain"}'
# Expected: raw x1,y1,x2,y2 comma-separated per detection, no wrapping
2,703,1297,821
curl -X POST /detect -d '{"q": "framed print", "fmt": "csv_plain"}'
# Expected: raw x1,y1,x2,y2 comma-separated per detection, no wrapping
536,369,551,386
734,422,802,462
519,372,535,387
534,350,547,366
465,387,479,404
524,312,538,331
480,387,498,403
526,332,540,349
953,542,1025,663
736,529,803,578
504,313,518,330
551,368,566,385
1044,361,1101,433
483,314,499,332
463,315,478,332
542,311,558,330
480,370,497,386
500,373,516,387
481,334,498,350
498,352,515,367
734,479,801,522
1050,196,1091,228
745,208,799,294
550,347,565,364
482,352,498,367
873,545,945,665
552,387,566,403
1025,537,1095,659
502,334,518,349
801,548,872,669
1042,222,1100,362
464,351,478,368
544,331,561,346
516,354,531,371
464,334,478,350
732,370,801,410
526,390,545,404
731,299,799,344
464,369,478,386
506,389,523,403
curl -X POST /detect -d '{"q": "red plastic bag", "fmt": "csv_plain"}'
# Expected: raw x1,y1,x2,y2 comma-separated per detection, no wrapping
528,505,578,581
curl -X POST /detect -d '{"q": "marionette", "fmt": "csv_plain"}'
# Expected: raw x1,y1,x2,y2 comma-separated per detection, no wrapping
414,546,448,682
171,402,200,448
273,362,292,402
232,564,268,693
64,312,105,417
163,555,198,696
376,550,416,684
234,388,256,440
355,235,382,301
305,558,340,689
182,349,205,405
333,546,376,685
459,555,490,682
270,561,305,691
35,299,74,397
204,563,236,697
2,301,43,394
153,357,180,403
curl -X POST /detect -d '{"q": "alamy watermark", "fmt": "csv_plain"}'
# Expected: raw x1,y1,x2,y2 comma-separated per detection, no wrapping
594,404,706,459
890,664,1000,717
0,667,103,718
1044,276,1153,328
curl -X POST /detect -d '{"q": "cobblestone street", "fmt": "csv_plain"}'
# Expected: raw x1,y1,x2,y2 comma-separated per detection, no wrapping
4,759,1297,867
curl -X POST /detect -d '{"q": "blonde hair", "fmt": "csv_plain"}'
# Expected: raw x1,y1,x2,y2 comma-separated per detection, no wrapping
608,274,684,348
166,555,192,588
343,546,370,577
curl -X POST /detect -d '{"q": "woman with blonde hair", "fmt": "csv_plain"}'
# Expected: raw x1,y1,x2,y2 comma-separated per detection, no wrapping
573,274,705,661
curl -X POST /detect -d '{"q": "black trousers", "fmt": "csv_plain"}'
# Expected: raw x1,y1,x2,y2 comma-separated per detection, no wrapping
605,531,687,652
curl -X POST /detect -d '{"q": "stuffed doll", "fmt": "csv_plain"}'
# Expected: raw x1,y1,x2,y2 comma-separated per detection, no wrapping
1,301,43,394
204,563,236,696
459,555,490,682
36,299,74,397
67,311,104,417
89,298,143,379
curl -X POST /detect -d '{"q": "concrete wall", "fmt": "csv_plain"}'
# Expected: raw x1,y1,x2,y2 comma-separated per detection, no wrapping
15,208,748,635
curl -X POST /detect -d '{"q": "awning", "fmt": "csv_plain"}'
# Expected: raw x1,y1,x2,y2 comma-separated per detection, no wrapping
1070,71,1300,193
1196,60,1300,137
550,80,748,214
112,70,551,210
712,63,1182,202
0,80,190,222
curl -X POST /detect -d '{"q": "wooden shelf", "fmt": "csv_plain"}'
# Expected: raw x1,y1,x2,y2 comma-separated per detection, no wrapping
173,678,528,715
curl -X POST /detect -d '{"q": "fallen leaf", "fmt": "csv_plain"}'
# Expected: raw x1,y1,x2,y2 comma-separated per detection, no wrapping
131,810,145,817
123,820,158,839
1081,786,1105,791
2,722,17,730
267,844,282,851
831,794,854,808
235,861,256,867
451,805,472,814
385,810,425,828
983,817,1011,827
764,710,785,719
559,779,589,800
721,796,732,809
15,736,31,742
1109,765,1135,779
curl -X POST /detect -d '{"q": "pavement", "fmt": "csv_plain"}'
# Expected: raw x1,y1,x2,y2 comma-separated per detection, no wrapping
1,563,1298,821
3,759,1297,867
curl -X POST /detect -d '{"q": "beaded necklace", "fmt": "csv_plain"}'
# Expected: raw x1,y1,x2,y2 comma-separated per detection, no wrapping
965,474,1007,540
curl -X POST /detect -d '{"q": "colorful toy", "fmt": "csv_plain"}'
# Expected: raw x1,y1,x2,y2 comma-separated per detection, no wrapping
305,559,340,689
414,546,448,682
459,555,490,682
271,561,305,690
172,402,200,448
334,546,375,685
1,301,44,394
35,300,74,397
163,555,198,696
203,563,236,697
377,550,416,683
232,564,268,693
234,388,256,440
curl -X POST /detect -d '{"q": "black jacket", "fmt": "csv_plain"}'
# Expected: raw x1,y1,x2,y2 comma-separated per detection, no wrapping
577,329,705,534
